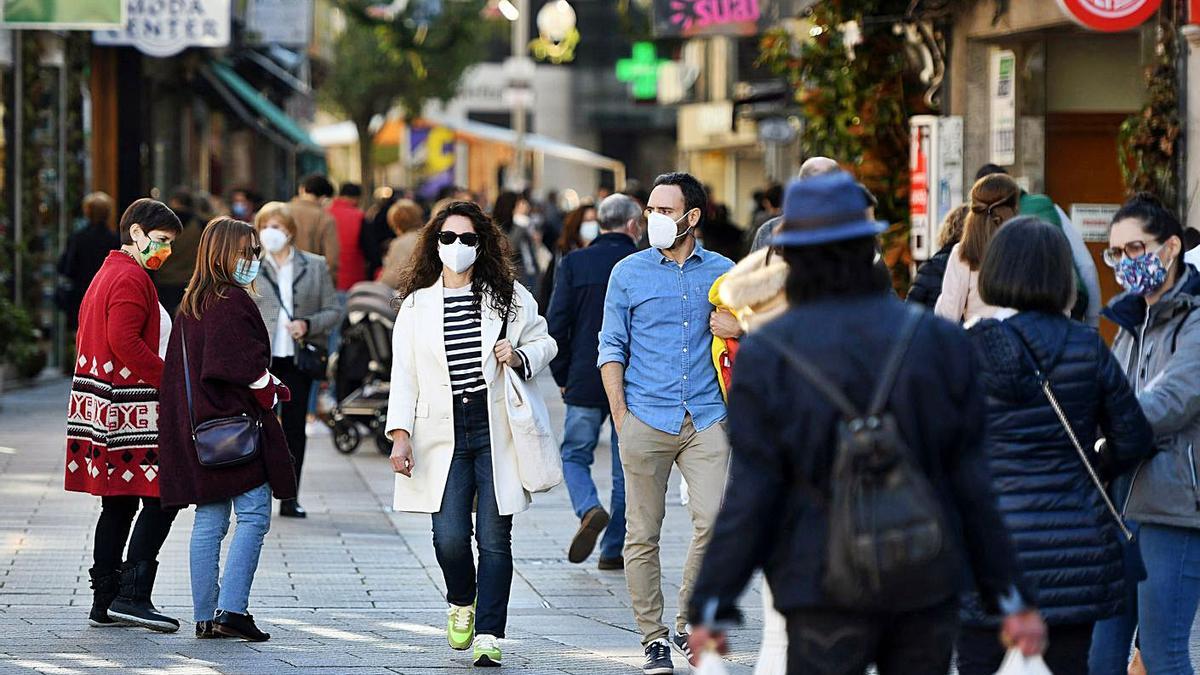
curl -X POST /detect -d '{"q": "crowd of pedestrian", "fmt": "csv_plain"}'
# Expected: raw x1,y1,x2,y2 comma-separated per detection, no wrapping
56,158,1200,675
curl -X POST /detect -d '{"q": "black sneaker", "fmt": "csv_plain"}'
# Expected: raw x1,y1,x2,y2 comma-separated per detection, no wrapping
671,631,696,667
643,638,674,675
213,610,270,642
597,556,624,571
568,506,610,563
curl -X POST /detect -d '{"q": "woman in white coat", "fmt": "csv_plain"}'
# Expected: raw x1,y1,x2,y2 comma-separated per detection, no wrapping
385,201,556,668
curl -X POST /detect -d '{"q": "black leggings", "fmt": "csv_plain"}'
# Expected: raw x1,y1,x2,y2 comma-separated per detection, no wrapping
93,496,178,573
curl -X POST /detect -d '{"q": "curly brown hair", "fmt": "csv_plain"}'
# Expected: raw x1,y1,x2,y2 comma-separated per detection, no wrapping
395,201,517,318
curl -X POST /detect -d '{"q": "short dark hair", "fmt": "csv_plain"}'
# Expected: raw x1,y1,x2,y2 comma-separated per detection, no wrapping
339,182,363,198
119,198,183,244
300,174,335,199
764,184,784,209
782,235,891,304
975,164,1009,182
979,216,1075,314
653,172,707,220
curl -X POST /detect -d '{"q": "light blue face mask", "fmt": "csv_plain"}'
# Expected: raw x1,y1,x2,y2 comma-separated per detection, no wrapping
233,258,261,286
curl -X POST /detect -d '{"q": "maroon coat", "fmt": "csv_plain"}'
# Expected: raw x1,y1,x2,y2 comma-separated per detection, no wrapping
158,287,297,508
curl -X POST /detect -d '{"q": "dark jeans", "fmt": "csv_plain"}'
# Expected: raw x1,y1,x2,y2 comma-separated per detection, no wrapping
93,496,178,572
1091,522,1200,675
784,599,958,675
958,622,1093,675
431,391,514,638
272,356,314,492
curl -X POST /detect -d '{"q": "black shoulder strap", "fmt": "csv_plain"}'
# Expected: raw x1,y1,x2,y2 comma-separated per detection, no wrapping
180,327,198,439
755,307,922,420
262,270,293,322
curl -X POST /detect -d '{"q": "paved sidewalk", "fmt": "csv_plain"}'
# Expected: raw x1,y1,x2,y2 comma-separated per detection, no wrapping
0,378,764,674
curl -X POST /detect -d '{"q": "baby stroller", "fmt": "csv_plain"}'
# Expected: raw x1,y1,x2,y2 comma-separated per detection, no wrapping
329,281,397,455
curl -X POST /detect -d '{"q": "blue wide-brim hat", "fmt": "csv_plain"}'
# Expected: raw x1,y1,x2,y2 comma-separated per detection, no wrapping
771,171,887,247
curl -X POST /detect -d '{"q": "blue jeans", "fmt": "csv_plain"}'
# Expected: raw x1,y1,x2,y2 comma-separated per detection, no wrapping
190,483,272,621
1091,522,1200,675
431,392,514,638
560,405,626,560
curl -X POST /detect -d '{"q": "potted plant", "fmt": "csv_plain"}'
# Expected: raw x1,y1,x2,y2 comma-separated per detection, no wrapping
0,297,44,397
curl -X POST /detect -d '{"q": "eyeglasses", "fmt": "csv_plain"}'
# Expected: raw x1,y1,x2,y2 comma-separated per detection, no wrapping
1103,240,1161,268
438,231,479,247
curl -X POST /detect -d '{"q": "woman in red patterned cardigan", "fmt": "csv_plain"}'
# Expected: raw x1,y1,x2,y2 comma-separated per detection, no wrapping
66,198,183,632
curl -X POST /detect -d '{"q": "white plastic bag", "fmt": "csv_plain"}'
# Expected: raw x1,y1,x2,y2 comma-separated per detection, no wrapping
995,648,1053,675
502,365,562,493
695,651,730,675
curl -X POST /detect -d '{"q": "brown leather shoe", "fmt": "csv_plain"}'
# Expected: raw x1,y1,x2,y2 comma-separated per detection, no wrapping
568,507,610,563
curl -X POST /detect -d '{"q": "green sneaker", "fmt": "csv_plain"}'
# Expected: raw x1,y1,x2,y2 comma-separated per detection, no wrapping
447,603,475,650
473,634,502,667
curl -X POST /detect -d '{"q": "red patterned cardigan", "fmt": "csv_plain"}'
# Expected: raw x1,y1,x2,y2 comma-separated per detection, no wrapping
66,251,165,498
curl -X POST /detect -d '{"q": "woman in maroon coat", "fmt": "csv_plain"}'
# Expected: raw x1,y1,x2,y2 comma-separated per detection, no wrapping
66,198,183,632
158,217,296,642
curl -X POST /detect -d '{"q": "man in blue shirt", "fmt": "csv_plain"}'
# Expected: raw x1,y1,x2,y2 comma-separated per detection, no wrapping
546,194,642,570
598,172,740,674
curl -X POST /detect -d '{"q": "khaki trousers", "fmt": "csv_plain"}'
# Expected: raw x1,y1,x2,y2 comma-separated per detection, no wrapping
619,412,730,645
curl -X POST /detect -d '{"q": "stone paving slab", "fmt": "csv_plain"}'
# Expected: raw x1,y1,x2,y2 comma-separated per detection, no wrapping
0,379,763,674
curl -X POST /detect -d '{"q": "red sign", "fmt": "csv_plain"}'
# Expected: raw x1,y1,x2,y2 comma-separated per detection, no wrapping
1056,0,1161,32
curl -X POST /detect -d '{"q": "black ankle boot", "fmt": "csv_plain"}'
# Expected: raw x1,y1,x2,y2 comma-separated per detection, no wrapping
87,567,123,627
213,610,270,642
107,560,180,633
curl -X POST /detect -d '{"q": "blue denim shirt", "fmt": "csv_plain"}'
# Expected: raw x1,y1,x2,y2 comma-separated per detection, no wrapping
597,243,734,435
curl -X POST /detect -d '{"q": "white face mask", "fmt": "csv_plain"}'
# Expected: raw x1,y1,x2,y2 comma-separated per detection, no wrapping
259,227,289,254
647,209,695,250
438,241,478,274
580,220,600,243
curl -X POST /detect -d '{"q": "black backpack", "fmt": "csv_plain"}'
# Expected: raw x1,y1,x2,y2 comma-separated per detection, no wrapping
757,308,958,612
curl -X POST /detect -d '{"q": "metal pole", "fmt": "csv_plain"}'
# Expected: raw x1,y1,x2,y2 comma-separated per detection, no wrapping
13,32,22,305
511,0,529,191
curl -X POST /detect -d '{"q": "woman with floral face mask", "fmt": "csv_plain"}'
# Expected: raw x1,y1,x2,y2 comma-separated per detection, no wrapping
386,201,557,667
1091,193,1200,675
66,199,183,633
158,218,298,642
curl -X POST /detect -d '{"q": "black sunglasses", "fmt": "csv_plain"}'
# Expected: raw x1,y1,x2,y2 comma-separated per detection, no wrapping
438,231,479,247
246,244,263,258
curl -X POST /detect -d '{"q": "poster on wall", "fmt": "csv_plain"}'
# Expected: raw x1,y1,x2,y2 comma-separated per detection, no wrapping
410,126,457,201
1071,204,1121,242
2,0,123,29
94,0,230,58
990,49,1016,167
246,0,312,47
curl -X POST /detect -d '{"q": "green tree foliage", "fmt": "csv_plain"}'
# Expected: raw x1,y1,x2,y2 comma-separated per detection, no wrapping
1118,12,1180,210
320,2,499,193
758,0,935,293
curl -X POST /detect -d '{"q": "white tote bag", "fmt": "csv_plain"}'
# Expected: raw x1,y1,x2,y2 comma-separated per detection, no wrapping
995,648,1053,675
502,364,563,493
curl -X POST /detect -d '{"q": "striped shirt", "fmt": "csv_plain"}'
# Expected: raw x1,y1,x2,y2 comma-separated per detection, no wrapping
444,286,486,396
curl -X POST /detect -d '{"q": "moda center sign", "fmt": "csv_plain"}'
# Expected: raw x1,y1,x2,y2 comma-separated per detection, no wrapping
1056,0,1161,32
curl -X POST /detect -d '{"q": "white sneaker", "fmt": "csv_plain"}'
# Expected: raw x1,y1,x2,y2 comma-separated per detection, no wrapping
306,420,330,437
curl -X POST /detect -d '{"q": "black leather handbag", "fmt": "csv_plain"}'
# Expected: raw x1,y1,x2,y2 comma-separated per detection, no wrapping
264,275,327,381
181,331,262,468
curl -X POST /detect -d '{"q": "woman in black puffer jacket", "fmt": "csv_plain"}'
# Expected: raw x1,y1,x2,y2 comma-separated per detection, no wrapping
907,204,967,309
957,217,1156,675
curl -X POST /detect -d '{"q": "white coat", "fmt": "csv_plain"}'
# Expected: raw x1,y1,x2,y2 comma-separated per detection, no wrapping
385,278,557,516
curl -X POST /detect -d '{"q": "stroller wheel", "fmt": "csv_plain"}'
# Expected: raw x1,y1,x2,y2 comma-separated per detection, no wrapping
333,423,362,454
375,429,393,456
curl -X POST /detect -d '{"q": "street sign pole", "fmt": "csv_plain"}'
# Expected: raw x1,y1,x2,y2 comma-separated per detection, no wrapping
510,0,530,191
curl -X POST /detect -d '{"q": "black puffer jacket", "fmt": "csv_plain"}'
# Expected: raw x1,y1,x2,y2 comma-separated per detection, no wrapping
906,242,955,309
963,312,1155,627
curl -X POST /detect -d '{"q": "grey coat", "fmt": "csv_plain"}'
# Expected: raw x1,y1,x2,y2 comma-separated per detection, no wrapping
252,249,342,354
1104,265,1200,530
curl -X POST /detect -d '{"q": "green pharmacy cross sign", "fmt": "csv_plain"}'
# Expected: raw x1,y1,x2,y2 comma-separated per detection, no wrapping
616,42,669,101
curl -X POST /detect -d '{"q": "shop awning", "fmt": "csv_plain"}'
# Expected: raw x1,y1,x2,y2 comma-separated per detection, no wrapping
201,60,323,157
425,116,625,176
